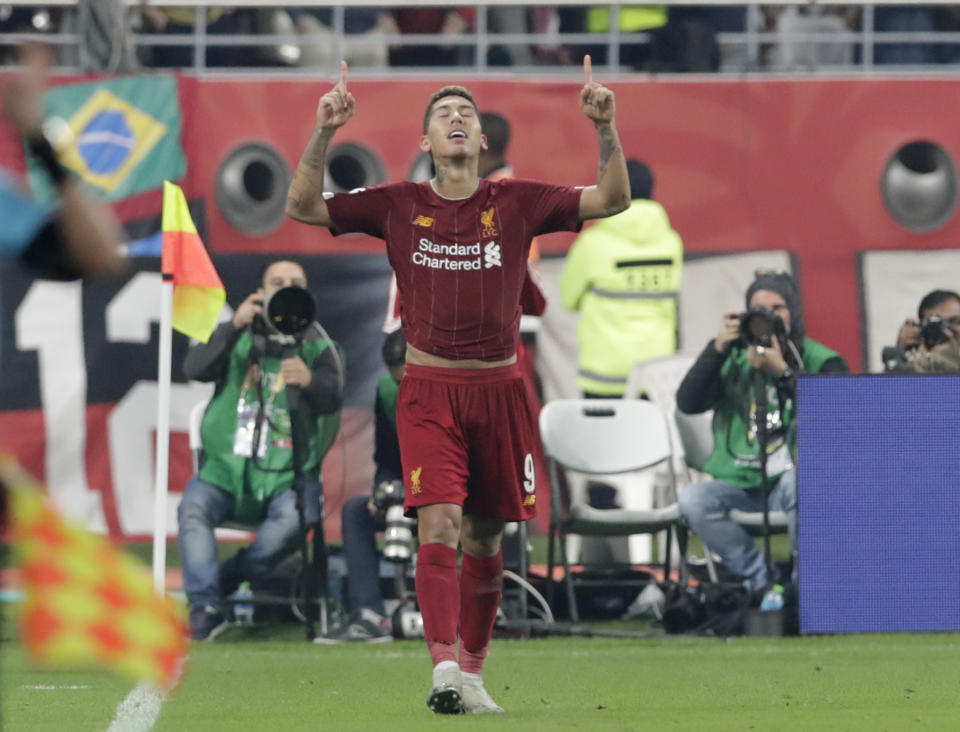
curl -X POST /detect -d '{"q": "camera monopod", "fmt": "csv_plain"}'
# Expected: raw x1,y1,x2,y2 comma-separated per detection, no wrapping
266,285,329,642
285,383,329,642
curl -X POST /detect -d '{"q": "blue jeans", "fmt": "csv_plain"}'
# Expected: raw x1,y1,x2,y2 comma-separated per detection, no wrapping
678,469,797,592
177,475,322,610
341,495,386,616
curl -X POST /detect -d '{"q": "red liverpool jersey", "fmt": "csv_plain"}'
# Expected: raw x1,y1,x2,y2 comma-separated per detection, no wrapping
325,178,581,361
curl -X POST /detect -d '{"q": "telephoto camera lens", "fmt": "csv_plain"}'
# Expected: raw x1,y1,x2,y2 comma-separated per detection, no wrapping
263,285,315,338
739,307,784,347
383,505,416,562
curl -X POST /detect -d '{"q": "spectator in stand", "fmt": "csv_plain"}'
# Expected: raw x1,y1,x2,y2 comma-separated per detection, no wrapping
559,5,666,70
485,7,533,67
287,7,397,69
873,5,938,66
529,6,571,66
137,5,249,68
760,5,859,70
389,7,476,67
561,5,719,72
0,7,60,66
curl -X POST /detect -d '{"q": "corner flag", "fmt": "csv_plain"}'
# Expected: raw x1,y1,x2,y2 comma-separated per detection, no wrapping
160,181,224,342
2,453,188,690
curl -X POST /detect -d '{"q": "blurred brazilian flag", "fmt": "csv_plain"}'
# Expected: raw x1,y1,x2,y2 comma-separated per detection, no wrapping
27,75,186,204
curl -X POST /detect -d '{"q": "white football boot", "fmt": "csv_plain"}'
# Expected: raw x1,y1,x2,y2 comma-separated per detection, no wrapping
426,660,464,714
461,671,505,713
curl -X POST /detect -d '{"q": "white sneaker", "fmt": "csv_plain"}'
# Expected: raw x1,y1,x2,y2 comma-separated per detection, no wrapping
461,671,505,713
426,660,464,714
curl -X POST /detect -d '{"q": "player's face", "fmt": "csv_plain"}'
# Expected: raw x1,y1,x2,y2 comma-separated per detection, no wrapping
421,96,487,160
263,261,307,298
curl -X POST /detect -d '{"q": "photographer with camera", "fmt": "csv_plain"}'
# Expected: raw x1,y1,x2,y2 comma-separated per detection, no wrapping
319,330,412,643
178,259,344,641
884,289,960,373
676,270,847,599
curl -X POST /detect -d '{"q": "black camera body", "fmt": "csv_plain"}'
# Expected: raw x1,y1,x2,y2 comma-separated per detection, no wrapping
920,315,954,350
738,306,788,348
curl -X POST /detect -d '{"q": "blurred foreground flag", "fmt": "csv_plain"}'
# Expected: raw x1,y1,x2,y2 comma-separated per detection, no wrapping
161,180,224,343
1,453,189,691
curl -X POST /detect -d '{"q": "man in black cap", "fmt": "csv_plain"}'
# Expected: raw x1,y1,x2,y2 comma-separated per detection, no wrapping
676,270,847,596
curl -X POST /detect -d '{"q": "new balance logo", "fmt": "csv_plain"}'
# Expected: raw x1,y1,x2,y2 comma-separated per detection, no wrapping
484,241,502,269
412,214,434,227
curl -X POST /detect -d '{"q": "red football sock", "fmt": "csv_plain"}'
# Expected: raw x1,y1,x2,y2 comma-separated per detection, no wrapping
415,543,460,666
458,549,503,674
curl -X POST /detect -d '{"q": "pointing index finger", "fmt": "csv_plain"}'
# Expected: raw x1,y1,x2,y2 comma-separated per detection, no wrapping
583,54,592,84
338,60,349,90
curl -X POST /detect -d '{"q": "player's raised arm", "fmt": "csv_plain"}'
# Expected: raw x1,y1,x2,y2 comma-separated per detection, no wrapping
576,55,630,222
286,61,356,227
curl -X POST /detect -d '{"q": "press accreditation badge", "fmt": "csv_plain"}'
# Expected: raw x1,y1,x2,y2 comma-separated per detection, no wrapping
233,397,268,459
233,418,268,459
766,443,794,476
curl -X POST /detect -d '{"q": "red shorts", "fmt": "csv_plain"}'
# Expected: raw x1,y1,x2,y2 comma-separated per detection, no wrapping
398,363,539,521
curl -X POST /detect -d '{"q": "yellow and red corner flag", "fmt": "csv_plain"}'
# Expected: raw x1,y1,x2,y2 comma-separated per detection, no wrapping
1,453,189,690
161,180,225,343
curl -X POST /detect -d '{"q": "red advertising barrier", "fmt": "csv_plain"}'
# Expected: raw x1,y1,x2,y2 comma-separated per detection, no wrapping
5,74,958,368
179,76,960,371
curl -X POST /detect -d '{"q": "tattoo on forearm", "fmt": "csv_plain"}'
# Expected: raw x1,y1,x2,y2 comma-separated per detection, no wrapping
301,130,330,171
288,129,331,213
597,124,618,180
595,123,628,212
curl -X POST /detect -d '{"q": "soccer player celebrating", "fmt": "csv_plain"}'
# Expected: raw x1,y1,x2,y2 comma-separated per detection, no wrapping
286,57,628,715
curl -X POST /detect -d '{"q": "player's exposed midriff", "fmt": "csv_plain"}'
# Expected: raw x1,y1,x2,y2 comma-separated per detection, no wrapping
405,343,517,370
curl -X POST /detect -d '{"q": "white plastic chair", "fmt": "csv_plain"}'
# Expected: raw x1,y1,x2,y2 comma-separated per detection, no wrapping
624,354,698,562
540,399,684,621
625,353,697,403
674,408,788,582
625,353,697,472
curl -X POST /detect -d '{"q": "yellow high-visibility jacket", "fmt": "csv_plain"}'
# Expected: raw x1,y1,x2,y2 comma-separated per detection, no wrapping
587,5,668,33
560,199,683,396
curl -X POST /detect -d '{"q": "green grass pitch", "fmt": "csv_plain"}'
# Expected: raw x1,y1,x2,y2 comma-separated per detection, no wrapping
3,624,959,731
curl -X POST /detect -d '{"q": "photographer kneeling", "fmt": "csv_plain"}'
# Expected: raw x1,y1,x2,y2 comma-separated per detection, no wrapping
319,329,414,643
884,289,960,374
178,259,344,640
676,270,847,599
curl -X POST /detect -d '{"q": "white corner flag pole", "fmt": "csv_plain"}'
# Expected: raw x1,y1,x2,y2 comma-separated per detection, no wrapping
152,274,175,595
